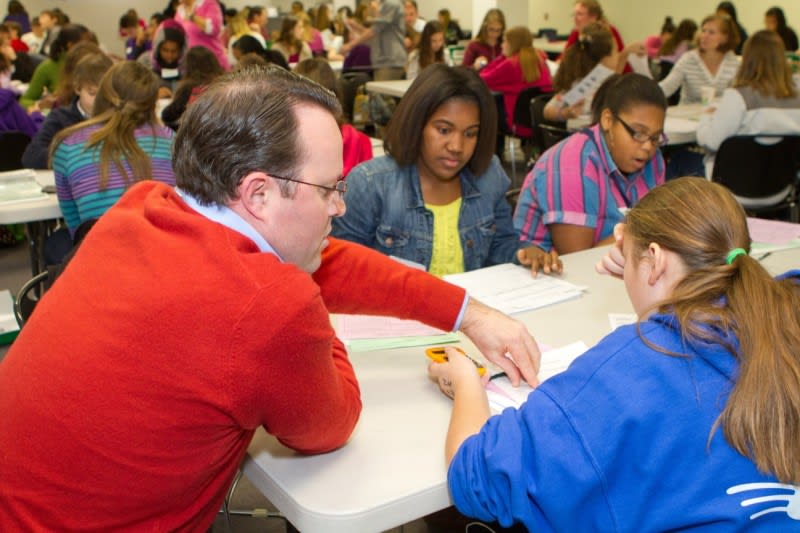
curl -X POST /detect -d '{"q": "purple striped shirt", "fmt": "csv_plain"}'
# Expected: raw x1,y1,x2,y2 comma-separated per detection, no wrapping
513,124,665,251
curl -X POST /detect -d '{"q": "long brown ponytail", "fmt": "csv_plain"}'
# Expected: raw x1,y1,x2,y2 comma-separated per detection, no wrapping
626,177,800,484
50,61,160,189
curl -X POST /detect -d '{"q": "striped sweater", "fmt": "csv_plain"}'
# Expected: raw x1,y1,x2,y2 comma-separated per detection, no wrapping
53,123,175,234
658,50,739,105
513,124,664,252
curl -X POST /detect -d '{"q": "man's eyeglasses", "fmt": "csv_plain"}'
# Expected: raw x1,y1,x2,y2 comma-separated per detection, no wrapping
613,115,668,147
269,174,347,199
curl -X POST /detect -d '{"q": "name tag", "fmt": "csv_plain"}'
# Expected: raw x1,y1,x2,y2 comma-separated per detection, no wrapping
161,68,179,79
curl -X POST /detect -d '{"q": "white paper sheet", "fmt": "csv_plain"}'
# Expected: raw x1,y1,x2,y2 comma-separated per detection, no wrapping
485,341,589,412
444,264,586,315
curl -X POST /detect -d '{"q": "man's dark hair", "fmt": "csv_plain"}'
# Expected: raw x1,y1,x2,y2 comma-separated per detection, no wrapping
173,66,342,205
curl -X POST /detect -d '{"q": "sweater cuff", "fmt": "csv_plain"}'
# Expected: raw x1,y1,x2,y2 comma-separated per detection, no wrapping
452,294,469,331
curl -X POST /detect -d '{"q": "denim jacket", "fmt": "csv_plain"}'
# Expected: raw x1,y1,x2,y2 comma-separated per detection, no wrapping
332,155,519,272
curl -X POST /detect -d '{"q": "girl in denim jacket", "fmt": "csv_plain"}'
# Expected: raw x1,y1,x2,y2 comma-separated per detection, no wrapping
332,64,560,277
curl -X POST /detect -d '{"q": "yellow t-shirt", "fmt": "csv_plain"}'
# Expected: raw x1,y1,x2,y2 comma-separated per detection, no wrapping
426,198,464,277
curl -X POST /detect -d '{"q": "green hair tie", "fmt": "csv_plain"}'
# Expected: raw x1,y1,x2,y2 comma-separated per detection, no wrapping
726,248,747,265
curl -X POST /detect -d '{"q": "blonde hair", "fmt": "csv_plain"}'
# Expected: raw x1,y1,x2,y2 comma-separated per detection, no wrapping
700,14,740,53
504,26,540,83
50,61,161,190
295,11,313,44
734,30,796,99
228,9,250,39
626,177,800,484
475,8,505,45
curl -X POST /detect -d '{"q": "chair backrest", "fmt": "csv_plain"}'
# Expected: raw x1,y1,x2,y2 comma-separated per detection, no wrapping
511,86,546,137
711,135,800,200
14,270,51,327
338,71,372,123
529,93,570,153
536,28,557,41
0,131,32,171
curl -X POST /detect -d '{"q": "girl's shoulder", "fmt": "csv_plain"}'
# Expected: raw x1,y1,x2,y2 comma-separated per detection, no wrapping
61,122,103,145
132,123,175,141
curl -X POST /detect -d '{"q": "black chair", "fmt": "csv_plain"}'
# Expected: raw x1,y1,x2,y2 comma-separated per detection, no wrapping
711,135,800,221
0,131,32,171
508,86,546,183
13,218,99,327
338,70,372,124
536,28,558,41
13,270,50,327
530,94,571,155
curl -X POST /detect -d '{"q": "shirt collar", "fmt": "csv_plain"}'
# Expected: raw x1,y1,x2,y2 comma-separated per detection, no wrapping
176,188,283,260
76,100,89,119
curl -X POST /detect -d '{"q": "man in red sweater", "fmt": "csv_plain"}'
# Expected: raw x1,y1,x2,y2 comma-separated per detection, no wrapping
0,65,541,531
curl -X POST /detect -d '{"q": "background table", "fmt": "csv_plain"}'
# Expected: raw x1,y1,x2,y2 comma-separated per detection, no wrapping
365,79,413,99
0,170,62,276
568,103,705,146
533,38,567,60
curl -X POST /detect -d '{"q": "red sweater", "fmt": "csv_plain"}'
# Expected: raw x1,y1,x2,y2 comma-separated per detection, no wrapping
0,182,466,531
480,51,553,137
342,123,373,177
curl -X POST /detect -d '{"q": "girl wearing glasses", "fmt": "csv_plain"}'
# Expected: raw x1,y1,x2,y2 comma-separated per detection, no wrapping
332,64,561,277
430,177,800,530
462,8,505,70
514,73,666,255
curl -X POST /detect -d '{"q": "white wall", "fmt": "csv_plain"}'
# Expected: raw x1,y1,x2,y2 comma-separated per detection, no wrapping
527,1,800,44
12,1,800,57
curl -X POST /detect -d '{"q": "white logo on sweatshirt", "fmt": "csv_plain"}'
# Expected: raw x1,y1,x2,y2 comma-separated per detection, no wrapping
727,483,800,521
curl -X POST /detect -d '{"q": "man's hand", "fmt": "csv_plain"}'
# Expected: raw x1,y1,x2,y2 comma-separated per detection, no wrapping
595,223,625,279
459,299,540,387
517,245,562,278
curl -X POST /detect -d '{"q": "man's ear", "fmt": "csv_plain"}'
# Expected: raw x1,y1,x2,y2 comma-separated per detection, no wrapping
236,172,271,220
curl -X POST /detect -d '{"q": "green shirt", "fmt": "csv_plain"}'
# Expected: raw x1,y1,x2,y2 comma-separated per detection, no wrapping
20,56,64,109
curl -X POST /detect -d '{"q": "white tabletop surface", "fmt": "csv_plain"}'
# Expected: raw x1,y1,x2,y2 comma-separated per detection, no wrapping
243,242,800,532
369,136,384,158
0,170,61,224
365,79,413,99
534,38,567,55
243,246,631,533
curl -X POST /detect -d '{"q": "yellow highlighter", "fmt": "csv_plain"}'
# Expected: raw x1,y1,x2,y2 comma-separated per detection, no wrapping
425,346,486,377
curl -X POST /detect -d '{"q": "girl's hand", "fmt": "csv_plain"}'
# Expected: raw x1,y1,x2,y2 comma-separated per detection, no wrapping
427,346,483,399
595,223,626,278
517,246,562,277
561,100,584,120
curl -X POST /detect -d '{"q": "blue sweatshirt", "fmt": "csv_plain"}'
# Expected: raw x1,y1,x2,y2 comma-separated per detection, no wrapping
449,274,800,531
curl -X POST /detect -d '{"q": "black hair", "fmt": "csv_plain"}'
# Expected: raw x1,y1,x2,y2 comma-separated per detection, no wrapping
765,7,788,31
49,23,90,61
383,64,497,176
599,73,668,116
716,1,739,22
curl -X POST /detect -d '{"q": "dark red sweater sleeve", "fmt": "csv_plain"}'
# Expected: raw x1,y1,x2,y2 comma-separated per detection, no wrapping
313,238,467,332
